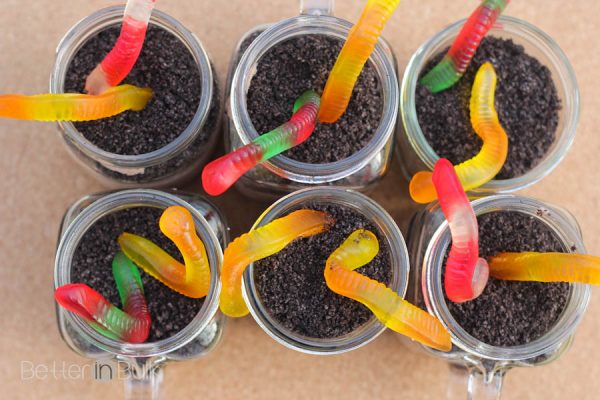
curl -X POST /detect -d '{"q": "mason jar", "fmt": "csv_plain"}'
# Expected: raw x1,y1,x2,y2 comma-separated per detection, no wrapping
406,194,591,399
242,187,410,354
54,189,228,398
397,17,579,195
224,0,399,200
50,6,221,188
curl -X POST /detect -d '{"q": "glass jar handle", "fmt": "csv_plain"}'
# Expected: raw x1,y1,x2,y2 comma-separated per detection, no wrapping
299,0,334,16
122,357,165,400
447,363,505,400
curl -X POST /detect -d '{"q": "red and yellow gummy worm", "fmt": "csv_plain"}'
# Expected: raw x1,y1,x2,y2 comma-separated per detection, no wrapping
318,0,400,123
489,252,600,285
118,206,211,298
220,210,333,317
86,0,157,94
0,85,152,121
410,63,508,204
324,230,451,351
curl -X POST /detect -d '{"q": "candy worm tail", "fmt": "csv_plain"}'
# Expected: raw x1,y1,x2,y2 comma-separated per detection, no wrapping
118,206,211,298
432,159,489,303
420,0,510,93
202,90,320,196
410,63,508,204
220,210,333,317
86,0,157,94
0,84,152,121
318,0,400,123
489,252,600,285
324,230,451,351
54,252,151,343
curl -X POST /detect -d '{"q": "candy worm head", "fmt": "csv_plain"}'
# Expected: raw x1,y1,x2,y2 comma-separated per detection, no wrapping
55,283,98,322
85,65,111,95
328,229,379,272
470,257,490,300
409,171,436,204
477,62,496,83
471,62,498,112
112,251,145,293
293,89,321,113
159,206,194,239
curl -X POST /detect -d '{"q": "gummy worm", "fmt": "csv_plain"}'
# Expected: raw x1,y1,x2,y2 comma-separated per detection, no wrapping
420,0,510,93
55,251,151,343
202,90,320,196
324,230,451,351
118,206,211,298
433,158,489,303
410,63,508,204
86,0,157,95
220,209,333,317
318,0,400,123
0,85,152,121
489,252,600,285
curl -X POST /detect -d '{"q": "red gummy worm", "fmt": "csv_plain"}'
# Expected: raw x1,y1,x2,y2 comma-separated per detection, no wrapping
420,0,509,93
449,0,508,72
432,159,489,303
55,252,151,343
202,90,320,196
85,0,157,94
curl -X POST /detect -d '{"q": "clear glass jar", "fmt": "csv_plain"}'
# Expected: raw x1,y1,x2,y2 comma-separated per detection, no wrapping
54,189,229,399
406,194,591,399
50,6,222,188
397,17,580,195
242,187,409,355
224,0,399,200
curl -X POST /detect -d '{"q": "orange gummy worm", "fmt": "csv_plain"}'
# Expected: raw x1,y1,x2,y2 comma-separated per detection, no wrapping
0,85,152,121
489,252,600,285
410,63,508,204
118,206,211,298
220,210,333,317
324,230,451,351
318,0,400,123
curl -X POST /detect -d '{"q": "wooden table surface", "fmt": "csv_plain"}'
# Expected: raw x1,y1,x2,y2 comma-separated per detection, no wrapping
1,1,598,399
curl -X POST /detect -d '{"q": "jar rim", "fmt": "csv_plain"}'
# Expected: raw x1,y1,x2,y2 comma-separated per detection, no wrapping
422,194,591,361
242,187,409,355
50,6,214,169
54,189,223,358
400,16,580,194
230,15,399,184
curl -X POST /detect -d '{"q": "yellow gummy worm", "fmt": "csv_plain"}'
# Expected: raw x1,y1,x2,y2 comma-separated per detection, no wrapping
324,230,452,351
118,206,211,298
318,0,400,123
489,252,600,285
409,62,508,204
0,84,152,121
220,210,333,317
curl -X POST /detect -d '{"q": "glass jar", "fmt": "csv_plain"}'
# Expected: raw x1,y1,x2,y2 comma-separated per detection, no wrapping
50,6,221,188
406,194,591,399
54,189,228,398
397,17,579,195
224,0,399,200
242,187,410,355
